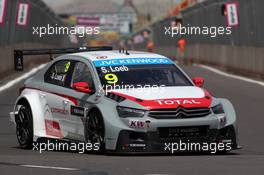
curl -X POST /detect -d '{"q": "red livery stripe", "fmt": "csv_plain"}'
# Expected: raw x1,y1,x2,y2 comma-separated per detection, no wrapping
111,90,212,110
23,87,78,105
44,119,63,138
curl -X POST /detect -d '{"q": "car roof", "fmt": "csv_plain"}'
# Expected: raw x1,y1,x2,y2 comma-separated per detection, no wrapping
68,50,168,61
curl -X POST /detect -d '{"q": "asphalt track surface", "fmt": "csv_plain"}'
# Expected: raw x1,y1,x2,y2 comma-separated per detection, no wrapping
0,64,264,175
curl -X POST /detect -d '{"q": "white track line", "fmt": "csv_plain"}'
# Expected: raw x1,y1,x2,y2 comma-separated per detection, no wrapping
145,174,171,175
0,64,46,92
194,64,264,87
20,164,79,171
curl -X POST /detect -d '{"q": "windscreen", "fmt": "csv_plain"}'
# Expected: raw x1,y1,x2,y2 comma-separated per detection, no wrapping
93,58,192,89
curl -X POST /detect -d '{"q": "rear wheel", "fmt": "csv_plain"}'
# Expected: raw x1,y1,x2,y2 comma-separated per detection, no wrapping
85,110,105,152
15,104,33,149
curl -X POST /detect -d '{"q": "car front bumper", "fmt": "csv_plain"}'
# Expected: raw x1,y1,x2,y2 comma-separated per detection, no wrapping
114,125,238,153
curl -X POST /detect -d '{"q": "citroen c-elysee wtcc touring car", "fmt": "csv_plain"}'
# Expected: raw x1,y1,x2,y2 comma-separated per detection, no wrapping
10,46,239,153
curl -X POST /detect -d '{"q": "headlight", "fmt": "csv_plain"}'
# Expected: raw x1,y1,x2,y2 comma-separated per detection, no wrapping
117,106,145,118
211,104,225,114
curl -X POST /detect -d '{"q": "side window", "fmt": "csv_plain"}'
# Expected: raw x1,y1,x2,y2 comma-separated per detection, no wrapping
44,60,73,87
71,62,95,89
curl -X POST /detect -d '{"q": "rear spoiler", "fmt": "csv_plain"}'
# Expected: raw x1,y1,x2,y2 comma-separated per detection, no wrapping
14,46,113,71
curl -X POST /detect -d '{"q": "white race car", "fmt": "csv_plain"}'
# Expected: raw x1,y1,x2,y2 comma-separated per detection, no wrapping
10,47,239,153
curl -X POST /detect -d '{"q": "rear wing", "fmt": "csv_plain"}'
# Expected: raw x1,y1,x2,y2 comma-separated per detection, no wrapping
14,46,113,71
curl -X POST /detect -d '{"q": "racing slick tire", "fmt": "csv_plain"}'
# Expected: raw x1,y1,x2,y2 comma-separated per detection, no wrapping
15,104,33,149
85,110,105,152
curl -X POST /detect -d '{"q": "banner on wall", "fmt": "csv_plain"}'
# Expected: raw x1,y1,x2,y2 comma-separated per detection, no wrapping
226,2,239,27
16,2,30,26
0,0,6,25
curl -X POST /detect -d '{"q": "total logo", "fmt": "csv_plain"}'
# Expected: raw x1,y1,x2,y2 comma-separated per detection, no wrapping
155,99,201,105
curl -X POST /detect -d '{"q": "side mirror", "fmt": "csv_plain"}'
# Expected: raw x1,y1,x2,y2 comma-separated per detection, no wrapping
192,77,204,87
72,82,92,93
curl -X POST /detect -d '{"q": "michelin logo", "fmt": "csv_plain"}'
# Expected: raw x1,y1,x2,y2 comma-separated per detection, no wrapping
93,58,172,67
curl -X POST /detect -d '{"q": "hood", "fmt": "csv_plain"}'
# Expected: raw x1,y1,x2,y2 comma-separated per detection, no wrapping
110,86,212,109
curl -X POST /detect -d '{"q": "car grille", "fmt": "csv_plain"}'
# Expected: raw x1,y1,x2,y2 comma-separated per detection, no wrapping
148,107,211,119
158,125,209,139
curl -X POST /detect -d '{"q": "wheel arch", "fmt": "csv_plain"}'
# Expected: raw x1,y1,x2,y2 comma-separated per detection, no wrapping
86,102,132,151
218,98,236,127
87,106,103,117
86,106,105,134
14,93,47,141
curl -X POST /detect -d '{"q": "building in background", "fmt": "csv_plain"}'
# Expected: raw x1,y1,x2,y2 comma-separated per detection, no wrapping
57,0,138,45
168,0,204,17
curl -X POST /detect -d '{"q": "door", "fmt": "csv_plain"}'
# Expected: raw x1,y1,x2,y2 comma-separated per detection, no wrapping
42,59,74,138
68,61,96,140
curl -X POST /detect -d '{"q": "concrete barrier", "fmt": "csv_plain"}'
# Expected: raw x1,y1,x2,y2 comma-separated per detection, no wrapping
131,42,264,79
130,0,264,79
0,0,78,79
185,44,264,79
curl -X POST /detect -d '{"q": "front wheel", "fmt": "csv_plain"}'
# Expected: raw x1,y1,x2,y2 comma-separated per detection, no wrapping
85,110,105,152
15,104,33,149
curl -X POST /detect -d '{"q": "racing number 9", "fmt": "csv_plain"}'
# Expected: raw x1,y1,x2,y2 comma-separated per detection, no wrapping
105,74,118,84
